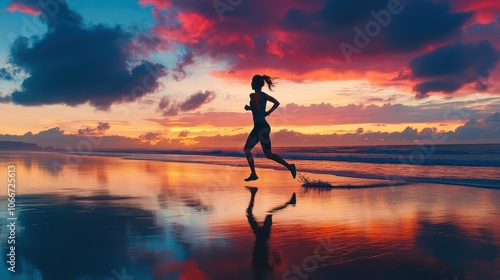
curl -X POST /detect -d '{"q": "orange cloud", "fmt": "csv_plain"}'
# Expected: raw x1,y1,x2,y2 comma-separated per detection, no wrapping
148,100,498,128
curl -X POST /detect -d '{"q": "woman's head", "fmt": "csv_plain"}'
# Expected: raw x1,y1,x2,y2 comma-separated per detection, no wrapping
251,75,276,91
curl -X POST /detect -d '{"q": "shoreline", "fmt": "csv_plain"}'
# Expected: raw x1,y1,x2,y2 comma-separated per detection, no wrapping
8,150,499,190
69,151,500,190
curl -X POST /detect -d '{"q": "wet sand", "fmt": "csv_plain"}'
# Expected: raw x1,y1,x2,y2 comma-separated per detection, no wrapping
0,152,499,280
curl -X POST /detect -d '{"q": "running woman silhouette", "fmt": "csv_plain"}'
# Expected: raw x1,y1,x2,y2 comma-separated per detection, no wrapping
243,75,296,181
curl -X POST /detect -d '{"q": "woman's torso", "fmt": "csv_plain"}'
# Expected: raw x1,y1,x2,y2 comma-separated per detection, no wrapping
250,92,267,124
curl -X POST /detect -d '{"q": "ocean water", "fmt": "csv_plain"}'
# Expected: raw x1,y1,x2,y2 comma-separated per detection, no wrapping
95,144,500,188
0,150,499,280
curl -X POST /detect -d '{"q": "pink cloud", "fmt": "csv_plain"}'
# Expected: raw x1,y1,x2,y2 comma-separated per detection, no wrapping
1,113,498,149
148,100,498,128
5,2,41,15
452,0,500,24
136,0,500,98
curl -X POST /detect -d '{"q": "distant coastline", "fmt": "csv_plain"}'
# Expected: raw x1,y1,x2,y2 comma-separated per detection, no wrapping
0,141,54,151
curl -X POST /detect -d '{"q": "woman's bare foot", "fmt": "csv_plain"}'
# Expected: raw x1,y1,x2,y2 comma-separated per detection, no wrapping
244,173,259,181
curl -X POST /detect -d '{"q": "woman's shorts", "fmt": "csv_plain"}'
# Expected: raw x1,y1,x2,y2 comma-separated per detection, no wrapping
245,122,271,150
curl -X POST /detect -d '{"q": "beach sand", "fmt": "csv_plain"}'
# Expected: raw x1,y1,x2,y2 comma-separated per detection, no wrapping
0,151,499,280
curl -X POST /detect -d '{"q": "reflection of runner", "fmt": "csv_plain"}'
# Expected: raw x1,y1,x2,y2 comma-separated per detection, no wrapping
268,193,296,213
243,75,297,182
245,187,296,279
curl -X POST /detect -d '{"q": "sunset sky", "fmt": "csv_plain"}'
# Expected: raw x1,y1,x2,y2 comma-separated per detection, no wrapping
0,0,499,149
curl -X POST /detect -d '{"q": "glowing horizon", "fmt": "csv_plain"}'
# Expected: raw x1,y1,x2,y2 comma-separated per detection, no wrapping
0,0,499,149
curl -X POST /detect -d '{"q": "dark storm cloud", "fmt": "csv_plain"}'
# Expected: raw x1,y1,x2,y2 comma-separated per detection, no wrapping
317,0,389,29
485,112,500,127
142,0,481,87
179,90,216,111
157,90,216,116
0,127,156,149
37,127,64,136
157,96,179,116
6,0,167,110
454,112,500,139
134,32,171,54
413,80,463,98
283,0,388,32
78,122,111,136
157,96,171,111
139,131,164,141
282,0,474,55
97,122,111,130
0,68,14,80
409,40,500,98
0,95,12,103
382,0,474,51
172,49,195,81
178,130,189,138
177,0,471,53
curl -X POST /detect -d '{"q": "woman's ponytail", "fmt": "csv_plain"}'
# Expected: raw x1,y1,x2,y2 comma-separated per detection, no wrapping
262,75,277,91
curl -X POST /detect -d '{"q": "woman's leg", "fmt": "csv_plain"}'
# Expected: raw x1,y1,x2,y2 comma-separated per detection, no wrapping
259,124,290,168
263,149,290,169
244,128,259,180
260,124,297,178
263,149,297,179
